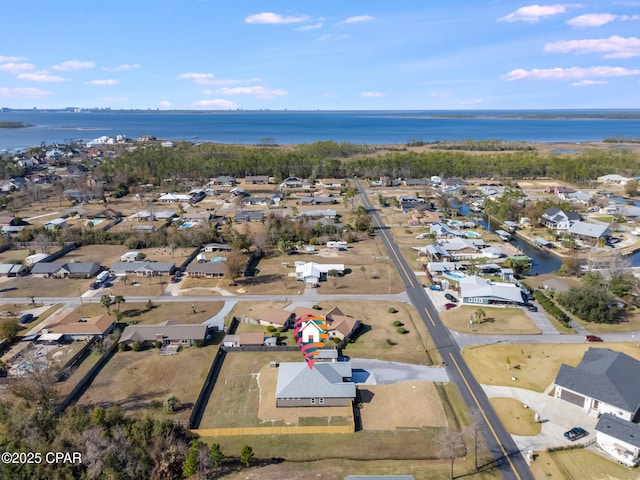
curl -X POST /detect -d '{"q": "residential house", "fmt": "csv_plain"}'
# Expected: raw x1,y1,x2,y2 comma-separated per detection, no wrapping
242,196,273,207
181,211,214,223
119,321,207,348
203,243,231,252
598,174,631,185
595,413,640,467
540,207,581,230
255,308,295,328
44,217,67,230
158,193,193,203
110,261,175,277
299,196,336,205
561,191,593,204
279,177,306,189
459,275,526,307
317,179,344,188
545,185,576,194
275,361,356,407
441,178,468,190
403,178,430,187
81,208,122,220
430,223,465,239
210,175,236,187
1,177,28,192
568,221,611,245
295,262,344,285
1,225,26,237
185,262,225,278
324,307,361,340
234,211,264,223
298,209,336,219
0,214,16,226
120,251,140,262
31,262,101,279
554,348,640,422
0,264,26,277
43,312,115,341
131,224,155,233
408,210,442,226
244,175,270,185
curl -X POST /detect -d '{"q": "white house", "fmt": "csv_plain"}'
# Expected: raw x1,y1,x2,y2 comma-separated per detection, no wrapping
459,275,525,306
295,262,344,285
554,348,640,422
595,413,640,467
120,251,139,262
597,174,631,185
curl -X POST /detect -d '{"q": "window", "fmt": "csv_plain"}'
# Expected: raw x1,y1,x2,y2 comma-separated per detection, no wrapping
319,398,325,405
310,398,316,404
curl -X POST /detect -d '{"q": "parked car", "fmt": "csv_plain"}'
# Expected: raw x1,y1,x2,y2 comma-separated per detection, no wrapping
416,233,430,239
445,293,458,303
444,302,457,310
19,313,34,324
527,304,538,312
564,427,588,441
88,282,100,290
585,335,603,342
170,276,180,284
429,285,442,291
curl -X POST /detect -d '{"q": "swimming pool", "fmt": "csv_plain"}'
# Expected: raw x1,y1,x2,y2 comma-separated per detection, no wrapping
449,220,463,226
180,221,194,229
465,231,481,238
87,219,103,226
443,271,466,280
210,257,226,262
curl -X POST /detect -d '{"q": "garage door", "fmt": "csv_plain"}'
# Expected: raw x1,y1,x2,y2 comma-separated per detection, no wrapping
560,389,585,407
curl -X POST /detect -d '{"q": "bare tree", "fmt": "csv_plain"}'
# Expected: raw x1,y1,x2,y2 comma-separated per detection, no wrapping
436,428,466,480
462,409,484,473
33,231,52,254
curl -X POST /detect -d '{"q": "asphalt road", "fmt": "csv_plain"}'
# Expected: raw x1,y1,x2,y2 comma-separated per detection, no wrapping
354,179,534,480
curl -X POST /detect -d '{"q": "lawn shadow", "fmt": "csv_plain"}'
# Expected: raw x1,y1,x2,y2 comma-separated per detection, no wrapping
350,323,371,342
358,389,375,404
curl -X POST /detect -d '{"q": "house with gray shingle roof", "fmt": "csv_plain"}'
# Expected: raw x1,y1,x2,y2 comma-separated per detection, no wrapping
110,261,175,277
275,361,356,407
554,348,640,422
595,413,640,467
568,221,611,245
31,261,101,279
120,321,207,348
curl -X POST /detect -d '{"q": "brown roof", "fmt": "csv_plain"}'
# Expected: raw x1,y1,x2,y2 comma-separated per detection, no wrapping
46,312,114,336
327,314,360,337
257,308,293,326
293,307,320,320
239,332,264,346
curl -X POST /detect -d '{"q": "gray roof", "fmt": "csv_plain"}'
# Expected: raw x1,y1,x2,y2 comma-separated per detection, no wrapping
31,261,99,275
568,221,611,238
595,413,640,448
555,348,640,414
120,322,207,343
110,261,175,275
186,262,225,275
0,264,24,274
276,362,356,399
31,262,61,274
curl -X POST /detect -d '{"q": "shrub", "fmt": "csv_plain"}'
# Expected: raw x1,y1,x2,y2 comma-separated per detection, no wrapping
388,307,398,314
154,341,162,349
312,305,322,310
332,337,341,344
131,341,142,352
118,343,128,352
392,320,401,327
386,338,397,346
194,339,204,347
266,326,277,332
396,327,408,334
272,332,281,338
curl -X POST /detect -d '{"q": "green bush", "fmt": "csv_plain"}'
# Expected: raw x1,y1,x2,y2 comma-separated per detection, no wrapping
266,326,276,332
131,341,142,352
534,290,570,325
388,307,398,314
392,320,402,327
154,341,162,349
194,339,204,347
118,343,128,352
312,305,322,310
332,337,341,344
396,327,408,334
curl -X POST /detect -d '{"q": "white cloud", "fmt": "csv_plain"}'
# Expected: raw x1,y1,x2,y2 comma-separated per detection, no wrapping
0,87,51,98
430,91,452,97
498,4,581,23
503,65,640,80
179,72,213,80
191,99,238,109
567,13,618,28
360,91,385,97
343,15,374,24
100,97,128,103
245,12,308,24
17,72,67,82
0,55,26,62
179,72,260,86
216,86,288,99
52,60,95,71
458,98,484,105
572,79,607,86
318,34,349,41
157,101,172,108
86,79,120,85
545,36,640,58
103,63,141,72
0,62,35,73
296,22,323,31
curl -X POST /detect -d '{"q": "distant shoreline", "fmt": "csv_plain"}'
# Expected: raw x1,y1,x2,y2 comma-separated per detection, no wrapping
0,121,33,129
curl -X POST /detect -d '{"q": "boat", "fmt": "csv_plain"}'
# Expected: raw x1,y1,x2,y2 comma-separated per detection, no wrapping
495,229,511,241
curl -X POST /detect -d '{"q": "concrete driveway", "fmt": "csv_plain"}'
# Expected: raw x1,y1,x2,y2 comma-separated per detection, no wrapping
482,384,599,454
349,358,449,385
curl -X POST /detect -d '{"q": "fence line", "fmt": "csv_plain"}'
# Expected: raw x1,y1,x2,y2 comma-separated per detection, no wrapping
192,424,353,437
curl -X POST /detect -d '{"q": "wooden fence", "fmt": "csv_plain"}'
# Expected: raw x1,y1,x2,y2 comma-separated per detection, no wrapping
192,423,354,437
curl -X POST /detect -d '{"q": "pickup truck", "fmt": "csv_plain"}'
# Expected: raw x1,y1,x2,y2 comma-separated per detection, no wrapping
429,285,442,291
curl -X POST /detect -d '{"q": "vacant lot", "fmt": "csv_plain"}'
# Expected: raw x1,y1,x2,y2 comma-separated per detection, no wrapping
79,345,217,422
0,248,32,264
530,448,639,480
359,382,448,430
2,276,88,298
489,397,541,436
441,306,541,335
61,244,126,267
199,351,304,429
462,343,640,392
75,301,223,326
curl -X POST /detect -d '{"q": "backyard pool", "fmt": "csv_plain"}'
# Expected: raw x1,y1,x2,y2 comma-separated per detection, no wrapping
210,257,226,262
180,221,194,229
86,219,103,226
465,231,481,238
449,220,463,226
443,271,466,280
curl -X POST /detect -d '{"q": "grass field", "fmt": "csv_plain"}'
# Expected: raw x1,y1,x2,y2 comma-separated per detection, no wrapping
78,345,217,422
462,342,640,392
75,301,223,326
530,448,639,480
489,397,541,436
441,306,542,335
2,276,89,298
58,244,126,267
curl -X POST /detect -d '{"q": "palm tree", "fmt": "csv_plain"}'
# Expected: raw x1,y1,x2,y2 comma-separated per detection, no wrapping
112,295,125,313
120,275,129,286
360,265,367,278
100,294,113,314
474,308,486,324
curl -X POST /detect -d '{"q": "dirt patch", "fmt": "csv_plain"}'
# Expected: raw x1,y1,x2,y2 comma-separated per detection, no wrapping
359,382,448,430
489,397,541,436
441,306,541,335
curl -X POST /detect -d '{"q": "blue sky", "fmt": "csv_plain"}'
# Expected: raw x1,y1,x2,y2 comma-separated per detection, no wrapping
1,0,639,110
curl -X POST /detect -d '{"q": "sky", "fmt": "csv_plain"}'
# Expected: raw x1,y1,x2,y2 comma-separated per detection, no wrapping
1,0,639,110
